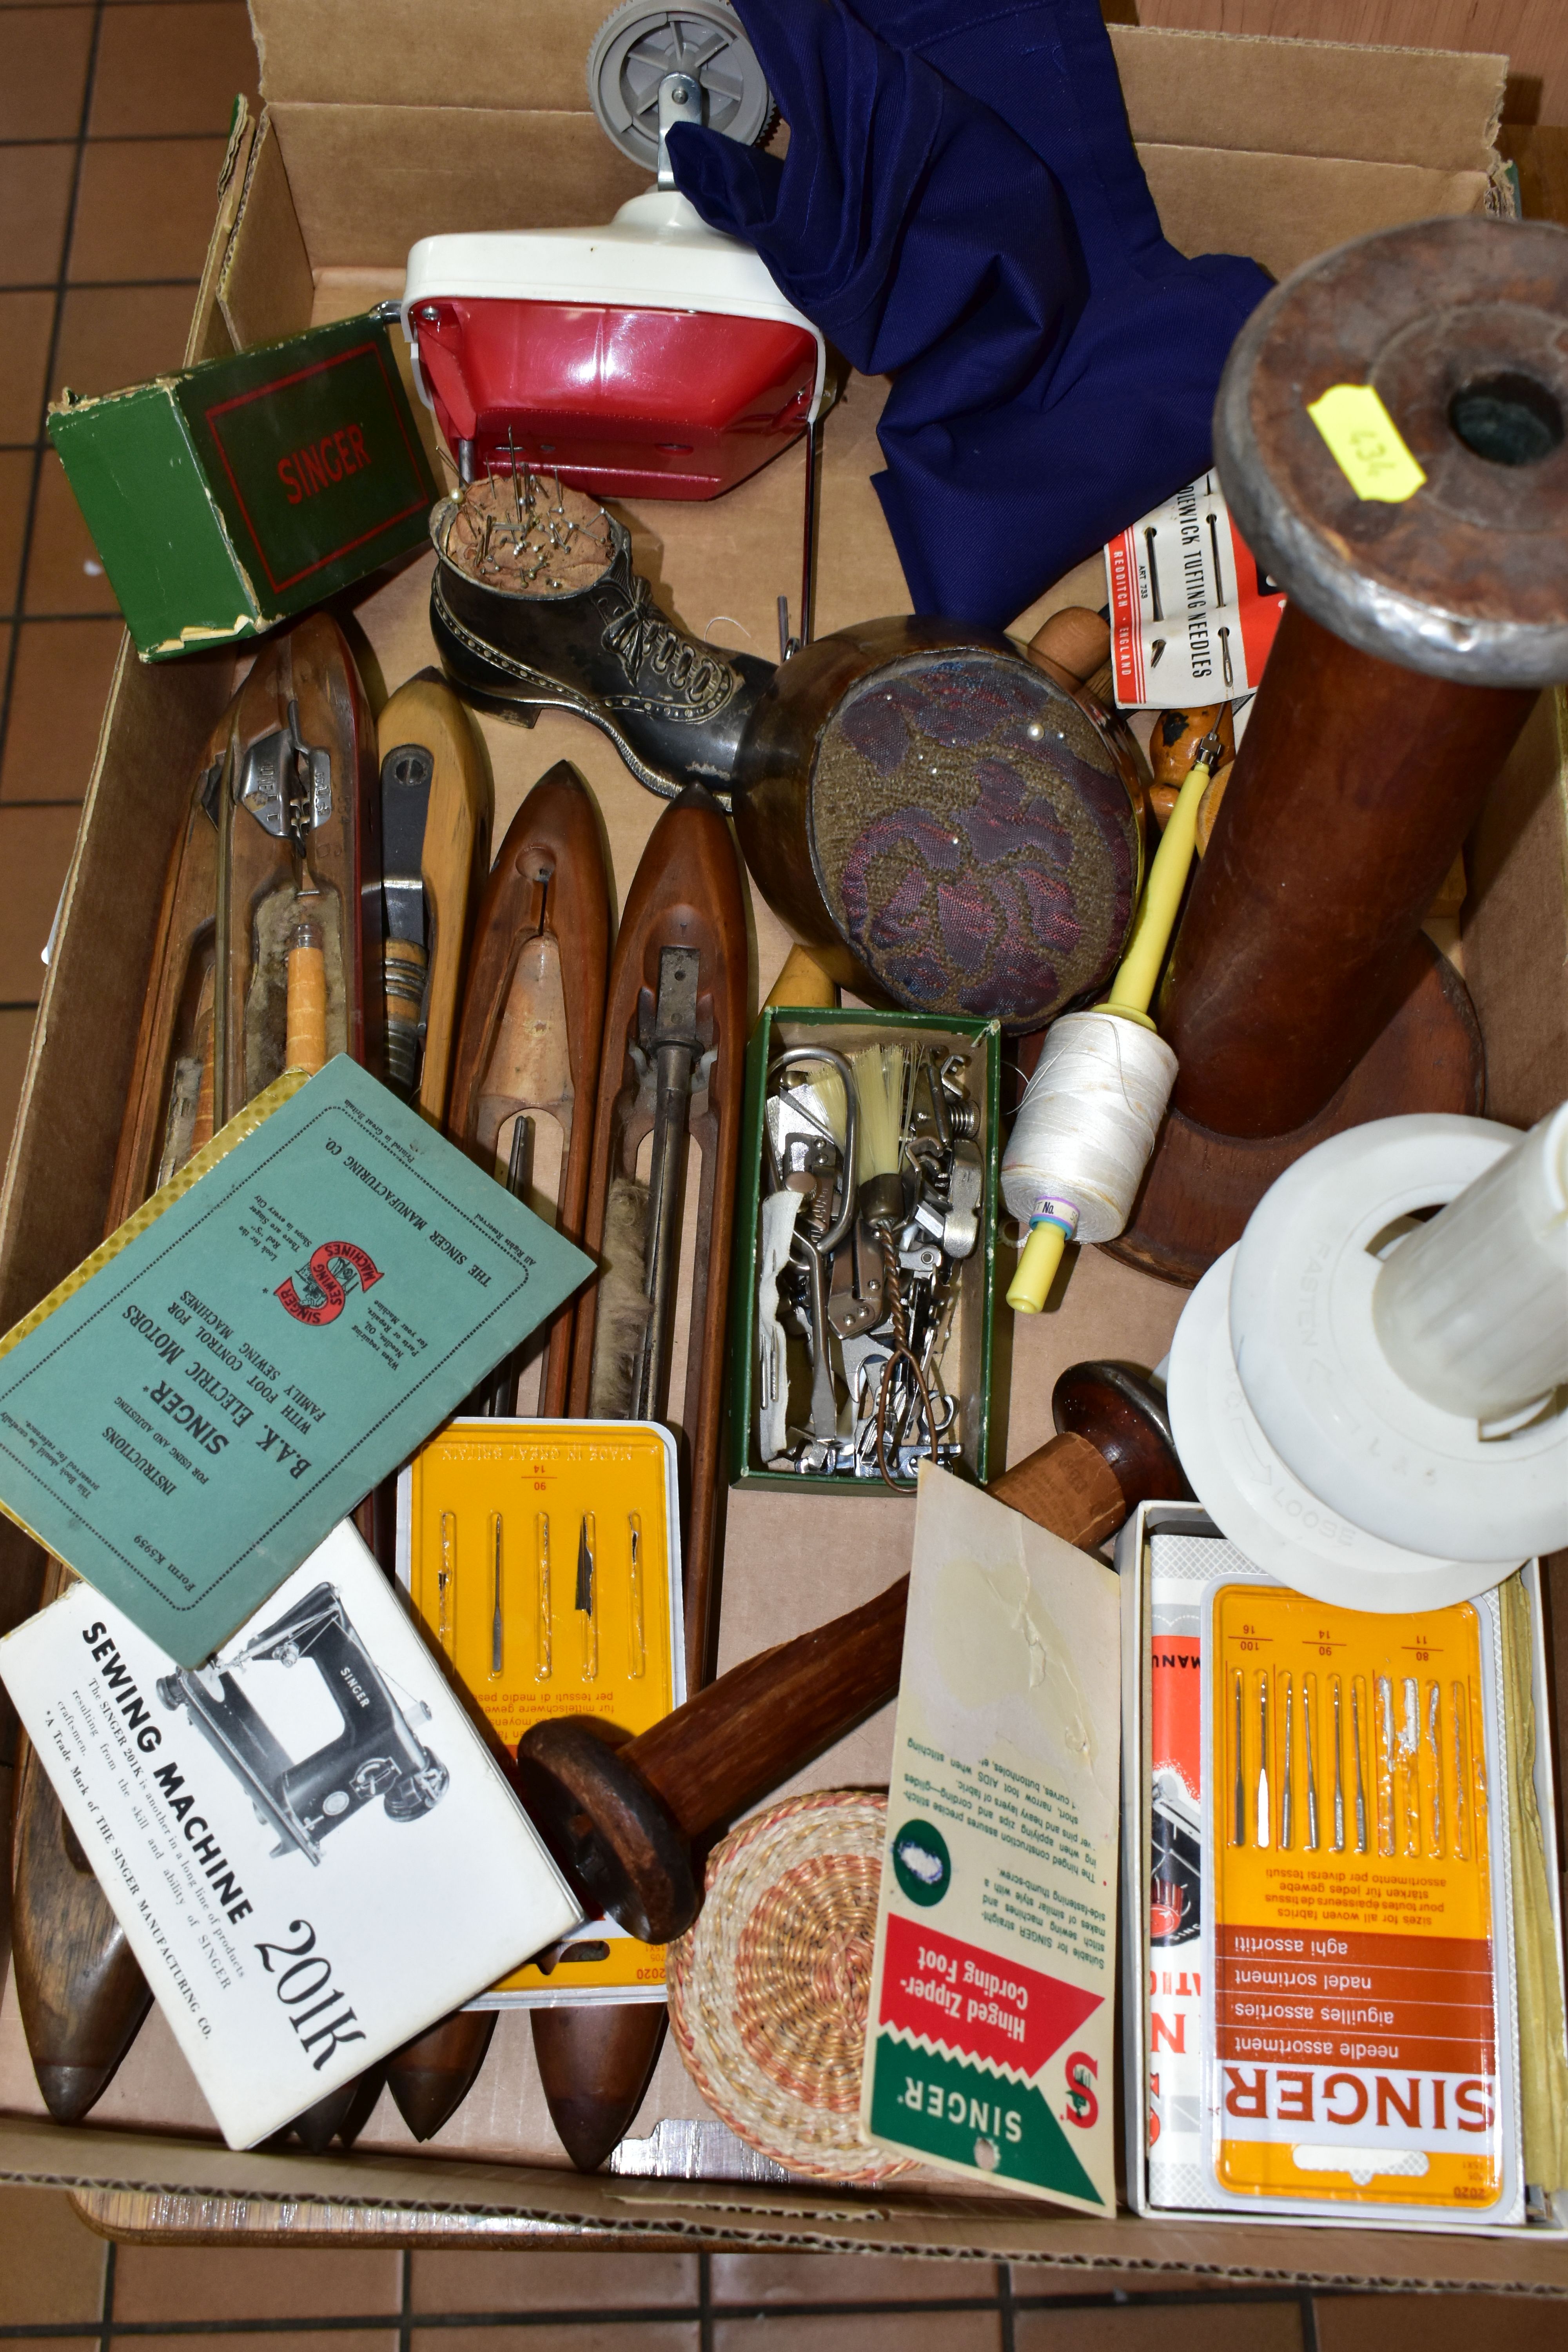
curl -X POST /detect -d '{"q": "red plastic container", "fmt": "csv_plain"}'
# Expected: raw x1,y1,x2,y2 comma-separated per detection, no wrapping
410,294,819,501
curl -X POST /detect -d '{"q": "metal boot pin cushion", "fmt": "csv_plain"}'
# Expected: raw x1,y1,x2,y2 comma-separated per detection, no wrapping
429,472,772,803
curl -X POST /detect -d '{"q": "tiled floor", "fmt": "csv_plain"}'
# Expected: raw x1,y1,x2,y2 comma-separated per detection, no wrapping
0,0,1564,2336
11,2181,1568,2348
0,0,259,1163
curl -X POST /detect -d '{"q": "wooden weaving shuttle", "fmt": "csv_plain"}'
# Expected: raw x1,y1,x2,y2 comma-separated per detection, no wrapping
13,620,383,2128
377,670,493,1122
568,781,748,1685
445,759,610,1417
384,762,609,2144
525,783,747,2174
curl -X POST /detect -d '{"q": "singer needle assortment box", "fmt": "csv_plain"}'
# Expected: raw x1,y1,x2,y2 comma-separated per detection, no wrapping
0,0,1565,2287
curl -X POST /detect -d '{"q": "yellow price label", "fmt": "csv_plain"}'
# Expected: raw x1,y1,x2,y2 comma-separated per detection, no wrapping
1306,383,1426,503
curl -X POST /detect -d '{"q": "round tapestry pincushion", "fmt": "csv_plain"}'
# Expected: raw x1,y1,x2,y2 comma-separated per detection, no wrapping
666,1789,913,2184
731,619,1143,1034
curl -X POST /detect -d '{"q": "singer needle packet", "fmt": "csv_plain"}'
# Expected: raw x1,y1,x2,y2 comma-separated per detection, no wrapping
0,1059,592,1663
862,1466,1120,2210
0,1519,580,2148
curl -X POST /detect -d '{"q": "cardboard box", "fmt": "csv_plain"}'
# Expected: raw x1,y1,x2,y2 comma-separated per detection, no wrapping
1,5,1566,2285
48,310,437,660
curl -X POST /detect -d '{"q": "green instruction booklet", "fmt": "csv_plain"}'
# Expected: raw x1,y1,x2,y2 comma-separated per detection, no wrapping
0,1060,592,1664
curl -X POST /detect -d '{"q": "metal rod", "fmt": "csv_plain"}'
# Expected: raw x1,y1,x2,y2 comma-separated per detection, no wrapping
631,947,699,1423
800,415,820,647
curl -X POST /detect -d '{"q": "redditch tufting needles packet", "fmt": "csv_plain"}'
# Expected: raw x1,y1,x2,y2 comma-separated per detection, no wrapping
0,1518,581,2148
861,1465,1120,2210
0,1059,592,1664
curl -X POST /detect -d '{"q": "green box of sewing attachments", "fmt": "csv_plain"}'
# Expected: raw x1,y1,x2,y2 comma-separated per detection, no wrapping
729,1006,1002,1494
48,310,437,661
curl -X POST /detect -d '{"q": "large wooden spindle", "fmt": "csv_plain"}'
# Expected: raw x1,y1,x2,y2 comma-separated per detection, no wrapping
517,1363,1184,1946
1112,215,1568,1287
1162,604,1534,1139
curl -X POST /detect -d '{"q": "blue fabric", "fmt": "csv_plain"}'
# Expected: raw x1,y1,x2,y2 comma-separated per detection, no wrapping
668,0,1271,630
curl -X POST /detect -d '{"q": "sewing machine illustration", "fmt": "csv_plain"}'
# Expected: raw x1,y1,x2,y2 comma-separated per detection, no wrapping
158,1582,449,1866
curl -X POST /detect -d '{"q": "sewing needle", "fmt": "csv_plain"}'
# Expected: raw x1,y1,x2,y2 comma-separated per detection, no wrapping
1352,1676,1368,1853
1401,1676,1420,1856
1233,1669,1246,1847
535,1511,552,1682
490,1510,504,1679
626,1512,645,1679
1281,1674,1294,1850
1332,1676,1345,1851
437,1510,456,1657
577,1512,597,1681
1303,1672,1319,1850
1256,1672,1271,1848
1427,1681,1444,1858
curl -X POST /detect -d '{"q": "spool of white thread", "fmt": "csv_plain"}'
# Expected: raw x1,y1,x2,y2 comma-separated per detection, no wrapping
1002,1011,1178,1243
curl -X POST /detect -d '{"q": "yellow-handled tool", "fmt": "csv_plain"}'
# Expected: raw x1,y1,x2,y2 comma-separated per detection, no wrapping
1007,720,1226,1313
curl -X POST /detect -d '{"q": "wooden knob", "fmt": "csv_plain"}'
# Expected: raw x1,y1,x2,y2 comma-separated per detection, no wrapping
1026,606,1111,686
516,1363,1184,1943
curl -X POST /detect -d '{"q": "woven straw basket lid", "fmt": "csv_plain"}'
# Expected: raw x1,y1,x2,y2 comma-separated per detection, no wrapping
667,1788,913,2186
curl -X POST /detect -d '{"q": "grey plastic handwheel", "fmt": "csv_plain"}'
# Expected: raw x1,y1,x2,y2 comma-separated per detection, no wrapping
587,0,776,173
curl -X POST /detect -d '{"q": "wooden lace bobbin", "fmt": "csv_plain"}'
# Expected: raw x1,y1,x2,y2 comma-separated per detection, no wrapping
1114,216,1568,1287
667,1791,913,2185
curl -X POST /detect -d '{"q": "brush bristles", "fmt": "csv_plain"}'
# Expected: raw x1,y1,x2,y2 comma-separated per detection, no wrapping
852,1043,907,1183
796,1069,847,1148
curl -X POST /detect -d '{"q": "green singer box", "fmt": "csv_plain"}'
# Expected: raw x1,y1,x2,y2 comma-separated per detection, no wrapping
48,310,437,660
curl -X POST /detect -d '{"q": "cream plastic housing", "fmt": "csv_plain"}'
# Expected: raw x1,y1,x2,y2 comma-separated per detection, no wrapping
401,192,829,423
1372,1101,1568,1422
1226,1115,1568,1568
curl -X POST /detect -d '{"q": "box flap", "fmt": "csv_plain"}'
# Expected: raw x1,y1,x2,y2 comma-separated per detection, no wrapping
250,0,633,112
1110,25,1504,174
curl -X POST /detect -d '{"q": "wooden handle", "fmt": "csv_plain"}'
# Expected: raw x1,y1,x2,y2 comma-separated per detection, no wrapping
635,1575,909,1842
378,673,493,1127
287,920,330,1074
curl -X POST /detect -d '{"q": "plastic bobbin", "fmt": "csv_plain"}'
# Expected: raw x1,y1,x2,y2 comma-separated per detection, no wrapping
1167,1248,1517,1613
1229,1113,1568,1564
